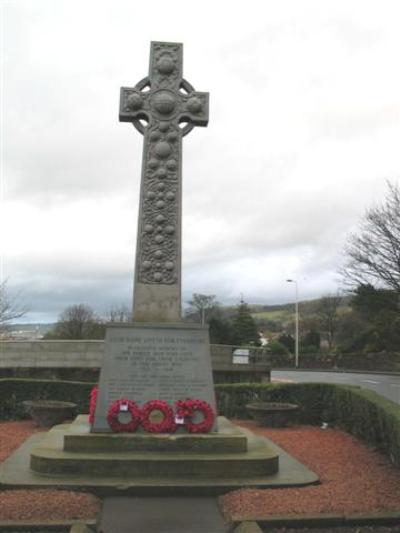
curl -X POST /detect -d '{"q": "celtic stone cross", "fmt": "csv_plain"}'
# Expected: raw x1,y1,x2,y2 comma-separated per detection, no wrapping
120,42,209,322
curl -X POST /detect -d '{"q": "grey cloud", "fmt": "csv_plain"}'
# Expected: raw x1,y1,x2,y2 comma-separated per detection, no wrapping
310,106,399,140
4,1,400,322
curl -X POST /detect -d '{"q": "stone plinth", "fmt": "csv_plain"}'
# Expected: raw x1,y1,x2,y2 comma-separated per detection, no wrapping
64,431,248,454
0,415,319,495
92,323,217,432
30,416,278,479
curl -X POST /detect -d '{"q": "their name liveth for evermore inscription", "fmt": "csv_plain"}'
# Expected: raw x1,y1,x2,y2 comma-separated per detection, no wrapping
105,328,213,404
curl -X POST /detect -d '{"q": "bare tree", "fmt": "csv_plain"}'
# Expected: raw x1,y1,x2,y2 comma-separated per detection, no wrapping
0,280,27,331
316,293,342,350
186,293,219,325
47,304,104,339
341,180,400,293
107,304,132,323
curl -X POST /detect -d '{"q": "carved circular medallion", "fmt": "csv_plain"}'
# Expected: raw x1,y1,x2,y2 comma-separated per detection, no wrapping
159,122,169,132
166,191,175,200
157,182,166,191
155,214,165,223
154,141,172,159
156,200,165,209
187,97,202,114
165,261,174,270
166,159,177,171
144,224,154,233
165,225,175,234
154,272,163,282
157,56,175,75
148,158,159,169
126,93,143,111
155,235,164,244
152,91,176,115
149,131,161,142
154,250,163,259
166,132,178,143
156,168,167,179
142,261,152,270
147,191,156,200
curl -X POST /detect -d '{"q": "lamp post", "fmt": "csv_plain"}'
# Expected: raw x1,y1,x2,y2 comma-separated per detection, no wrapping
286,279,299,369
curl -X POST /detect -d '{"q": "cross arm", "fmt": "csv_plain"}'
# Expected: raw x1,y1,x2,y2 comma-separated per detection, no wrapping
119,86,150,124
179,91,209,128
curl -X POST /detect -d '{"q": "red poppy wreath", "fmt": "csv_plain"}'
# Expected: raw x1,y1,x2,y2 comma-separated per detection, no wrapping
107,398,141,432
88,386,98,425
140,400,176,433
175,399,215,433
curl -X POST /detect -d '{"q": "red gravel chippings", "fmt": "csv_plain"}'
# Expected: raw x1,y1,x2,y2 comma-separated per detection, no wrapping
220,420,400,520
0,421,100,522
2,419,400,524
0,420,42,462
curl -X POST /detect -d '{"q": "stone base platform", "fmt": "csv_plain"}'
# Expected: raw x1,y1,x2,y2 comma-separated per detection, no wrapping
0,416,319,496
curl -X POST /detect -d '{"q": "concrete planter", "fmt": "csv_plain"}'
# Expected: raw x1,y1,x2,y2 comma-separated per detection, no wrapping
246,402,299,428
23,400,77,427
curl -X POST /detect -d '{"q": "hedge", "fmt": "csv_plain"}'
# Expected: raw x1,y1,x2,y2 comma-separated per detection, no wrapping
0,378,399,467
0,378,94,420
216,382,400,467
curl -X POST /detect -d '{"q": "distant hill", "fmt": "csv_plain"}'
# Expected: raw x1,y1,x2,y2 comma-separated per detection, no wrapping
5,295,352,338
249,296,352,329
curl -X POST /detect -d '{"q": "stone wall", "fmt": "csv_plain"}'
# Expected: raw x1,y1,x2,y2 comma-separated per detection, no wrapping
0,341,271,383
0,340,104,368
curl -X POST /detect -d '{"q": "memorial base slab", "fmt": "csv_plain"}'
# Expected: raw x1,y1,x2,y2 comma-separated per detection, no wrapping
0,416,319,496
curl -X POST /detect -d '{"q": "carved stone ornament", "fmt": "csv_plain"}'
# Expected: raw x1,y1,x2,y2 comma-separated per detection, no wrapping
120,41,209,286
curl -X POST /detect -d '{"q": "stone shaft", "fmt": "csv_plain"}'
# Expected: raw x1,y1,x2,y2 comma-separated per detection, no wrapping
119,42,209,322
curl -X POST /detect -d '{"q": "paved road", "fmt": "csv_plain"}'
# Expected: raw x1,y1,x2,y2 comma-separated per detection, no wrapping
272,370,400,405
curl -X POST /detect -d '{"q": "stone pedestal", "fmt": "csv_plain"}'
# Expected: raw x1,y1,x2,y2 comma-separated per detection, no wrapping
30,416,279,480
92,323,217,432
0,415,319,495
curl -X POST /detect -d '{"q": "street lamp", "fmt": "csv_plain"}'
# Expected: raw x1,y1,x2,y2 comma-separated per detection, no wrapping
286,279,299,369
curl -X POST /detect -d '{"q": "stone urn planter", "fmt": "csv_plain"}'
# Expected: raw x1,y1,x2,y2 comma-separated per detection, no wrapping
23,400,77,427
246,402,299,428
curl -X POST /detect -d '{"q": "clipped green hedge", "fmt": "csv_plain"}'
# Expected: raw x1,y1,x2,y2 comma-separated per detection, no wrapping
216,382,400,467
0,378,399,467
0,378,94,420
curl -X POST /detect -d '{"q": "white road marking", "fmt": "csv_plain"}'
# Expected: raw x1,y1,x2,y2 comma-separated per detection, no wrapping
361,379,380,384
390,383,400,387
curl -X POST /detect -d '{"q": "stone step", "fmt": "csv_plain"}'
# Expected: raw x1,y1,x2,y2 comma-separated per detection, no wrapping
30,446,279,478
0,419,319,495
64,429,247,454
30,416,279,478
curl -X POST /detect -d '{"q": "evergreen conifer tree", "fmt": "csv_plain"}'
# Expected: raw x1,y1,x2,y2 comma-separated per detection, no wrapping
232,299,260,346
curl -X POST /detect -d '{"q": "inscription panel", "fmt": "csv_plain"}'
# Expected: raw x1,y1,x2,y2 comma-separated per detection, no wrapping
92,324,216,432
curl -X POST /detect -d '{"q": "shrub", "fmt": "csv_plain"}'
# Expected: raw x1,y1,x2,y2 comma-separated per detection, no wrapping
267,340,289,355
0,378,94,420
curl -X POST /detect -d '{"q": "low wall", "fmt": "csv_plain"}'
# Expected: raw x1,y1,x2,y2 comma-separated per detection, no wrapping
0,340,103,368
275,353,400,373
2,341,399,374
0,341,271,383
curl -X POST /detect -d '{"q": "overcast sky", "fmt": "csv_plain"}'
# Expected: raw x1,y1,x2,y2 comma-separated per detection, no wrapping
2,0,400,323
